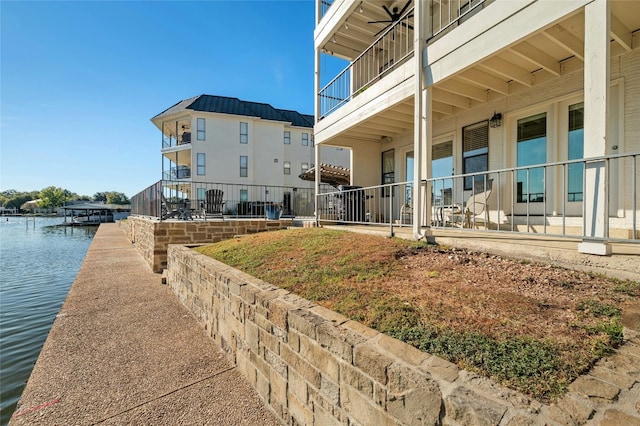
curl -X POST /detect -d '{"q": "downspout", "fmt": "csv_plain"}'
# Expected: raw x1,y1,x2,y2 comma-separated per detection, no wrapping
412,0,427,240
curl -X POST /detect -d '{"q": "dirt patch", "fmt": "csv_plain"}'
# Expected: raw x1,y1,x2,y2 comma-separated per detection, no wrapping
195,228,639,402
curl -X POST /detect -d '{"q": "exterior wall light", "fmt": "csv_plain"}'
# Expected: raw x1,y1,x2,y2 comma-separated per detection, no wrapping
490,111,502,128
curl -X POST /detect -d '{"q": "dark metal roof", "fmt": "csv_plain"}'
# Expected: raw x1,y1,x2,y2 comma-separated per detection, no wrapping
188,95,258,118
242,101,285,122
152,95,313,128
276,109,314,128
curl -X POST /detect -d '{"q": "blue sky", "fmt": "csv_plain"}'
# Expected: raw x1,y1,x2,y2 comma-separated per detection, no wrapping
1,0,323,198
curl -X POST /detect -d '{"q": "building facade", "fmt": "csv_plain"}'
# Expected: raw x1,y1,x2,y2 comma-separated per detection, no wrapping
313,0,639,253
151,95,349,216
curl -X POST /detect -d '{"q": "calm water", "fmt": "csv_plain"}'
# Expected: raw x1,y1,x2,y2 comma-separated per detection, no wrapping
0,217,96,424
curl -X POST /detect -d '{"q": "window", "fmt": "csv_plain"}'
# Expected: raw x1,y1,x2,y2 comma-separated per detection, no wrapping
302,133,309,146
240,156,248,177
462,121,489,190
311,134,315,147
283,161,291,175
197,188,206,202
197,118,205,140
405,151,414,204
301,162,309,173
240,189,248,202
382,149,395,196
432,142,453,205
517,113,547,203
240,122,248,144
568,103,584,202
284,131,291,145
197,153,206,176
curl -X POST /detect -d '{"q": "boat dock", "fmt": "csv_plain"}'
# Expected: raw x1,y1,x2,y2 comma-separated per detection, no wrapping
10,223,279,425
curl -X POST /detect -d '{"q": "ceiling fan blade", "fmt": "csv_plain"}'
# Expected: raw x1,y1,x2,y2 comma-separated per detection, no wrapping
398,0,412,17
382,5,393,18
374,25,392,37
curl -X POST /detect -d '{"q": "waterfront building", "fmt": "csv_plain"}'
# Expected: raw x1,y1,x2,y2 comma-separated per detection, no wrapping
313,0,639,252
150,94,350,217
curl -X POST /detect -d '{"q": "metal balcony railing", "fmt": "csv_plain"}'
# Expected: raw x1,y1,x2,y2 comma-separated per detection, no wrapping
163,166,191,180
316,152,639,242
429,0,486,40
162,132,192,149
131,180,333,221
320,0,333,19
319,7,414,119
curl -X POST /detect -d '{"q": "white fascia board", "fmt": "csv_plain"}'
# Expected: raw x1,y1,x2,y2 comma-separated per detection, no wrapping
425,0,592,85
314,0,358,49
315,61,415,143
152,113,192,132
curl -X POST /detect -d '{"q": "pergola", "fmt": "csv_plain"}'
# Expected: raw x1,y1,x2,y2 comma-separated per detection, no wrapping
299,163,351,188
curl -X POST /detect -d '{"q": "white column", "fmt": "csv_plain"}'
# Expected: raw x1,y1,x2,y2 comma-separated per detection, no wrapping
314,43,321,225
314,143,320,225
412,0,431,238
579,0,611,255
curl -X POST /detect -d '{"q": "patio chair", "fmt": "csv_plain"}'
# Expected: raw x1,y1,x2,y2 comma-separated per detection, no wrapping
161,194,179,220
446,179,493,228
204,189,225,219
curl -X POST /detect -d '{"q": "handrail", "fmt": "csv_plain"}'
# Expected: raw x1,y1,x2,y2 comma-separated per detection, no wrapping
315,152,639,241
319,7,414,118
428,0,485,41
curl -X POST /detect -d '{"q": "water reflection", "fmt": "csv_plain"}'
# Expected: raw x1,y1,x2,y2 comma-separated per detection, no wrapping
0,217,96,424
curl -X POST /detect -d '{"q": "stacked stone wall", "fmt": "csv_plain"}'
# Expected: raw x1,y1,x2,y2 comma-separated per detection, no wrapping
122,216,289,272
167,244,640,425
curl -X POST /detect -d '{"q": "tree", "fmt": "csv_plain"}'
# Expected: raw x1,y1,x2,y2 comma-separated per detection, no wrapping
6,194,35,210
93,192,107,203
38,186,70,209
105,192,130,205
0,190,38,210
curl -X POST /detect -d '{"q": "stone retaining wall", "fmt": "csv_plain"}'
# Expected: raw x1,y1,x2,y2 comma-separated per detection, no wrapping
167,244,640,425
119,216,289,272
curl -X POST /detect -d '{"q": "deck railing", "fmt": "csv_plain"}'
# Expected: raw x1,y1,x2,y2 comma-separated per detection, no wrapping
316,152,639,241
131,180,333,221
320,0,333,20
428,0,486,40
162,166,191,181
318,7,414,119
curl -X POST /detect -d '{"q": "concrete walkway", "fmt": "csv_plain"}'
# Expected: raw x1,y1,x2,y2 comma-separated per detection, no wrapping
10,224,280,425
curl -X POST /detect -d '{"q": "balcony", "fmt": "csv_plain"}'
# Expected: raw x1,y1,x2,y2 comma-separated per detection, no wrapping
163,166,191,181
318,7,414,119
162,132,192,149
320,0,333,20
428,0,487,41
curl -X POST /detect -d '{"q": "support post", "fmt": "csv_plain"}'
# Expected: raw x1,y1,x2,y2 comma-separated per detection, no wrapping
579,0,611,255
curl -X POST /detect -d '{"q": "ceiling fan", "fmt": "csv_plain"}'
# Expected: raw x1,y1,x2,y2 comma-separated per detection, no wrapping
368,0,414,37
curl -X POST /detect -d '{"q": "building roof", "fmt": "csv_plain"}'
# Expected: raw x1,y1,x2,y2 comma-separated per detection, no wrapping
152,95,314,128
61,203,131,211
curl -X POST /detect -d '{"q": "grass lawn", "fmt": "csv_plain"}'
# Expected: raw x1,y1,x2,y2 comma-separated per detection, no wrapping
194,228,639,402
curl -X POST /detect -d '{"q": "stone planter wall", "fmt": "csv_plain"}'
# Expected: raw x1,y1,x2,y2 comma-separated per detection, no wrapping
119,216,289,272
165,244,640,425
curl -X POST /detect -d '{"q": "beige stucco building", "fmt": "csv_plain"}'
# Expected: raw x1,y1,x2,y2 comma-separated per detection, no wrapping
151,95,350,216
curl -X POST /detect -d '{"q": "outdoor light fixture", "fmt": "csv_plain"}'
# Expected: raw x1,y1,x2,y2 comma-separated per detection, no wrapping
359,2,363,13
490,111,502,128
345,21,349,29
